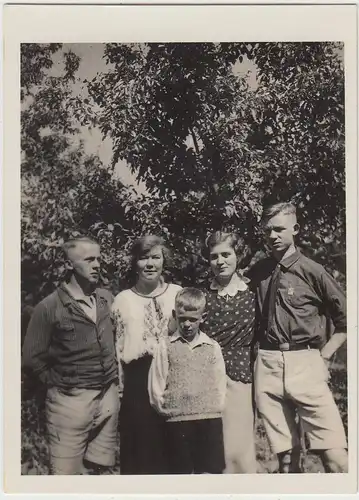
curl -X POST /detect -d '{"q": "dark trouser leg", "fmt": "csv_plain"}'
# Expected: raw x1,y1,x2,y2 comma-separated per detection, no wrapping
192,418,225,474
120,356,169,474
166,421,194,474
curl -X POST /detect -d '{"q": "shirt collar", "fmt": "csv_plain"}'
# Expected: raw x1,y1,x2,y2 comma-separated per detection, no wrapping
59,283,96,305
170,330,216,349
279,248,301,270
210,272,249,297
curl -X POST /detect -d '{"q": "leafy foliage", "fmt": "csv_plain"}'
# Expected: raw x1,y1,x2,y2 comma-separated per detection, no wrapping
244,43,345,277
22,42,346,306
21,41,347,476
21,43,62,100
87,42,345,283
21,44,132,305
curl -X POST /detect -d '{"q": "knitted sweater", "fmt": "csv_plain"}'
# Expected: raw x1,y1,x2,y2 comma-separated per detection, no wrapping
148,331,226,422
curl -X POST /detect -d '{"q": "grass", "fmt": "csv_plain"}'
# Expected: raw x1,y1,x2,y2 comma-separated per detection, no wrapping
21,344,347,475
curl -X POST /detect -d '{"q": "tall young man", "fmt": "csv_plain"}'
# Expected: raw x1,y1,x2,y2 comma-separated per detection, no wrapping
249,202,348,473
22,237,119,475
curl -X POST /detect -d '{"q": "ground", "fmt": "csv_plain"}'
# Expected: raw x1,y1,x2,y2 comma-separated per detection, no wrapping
21,344,347,475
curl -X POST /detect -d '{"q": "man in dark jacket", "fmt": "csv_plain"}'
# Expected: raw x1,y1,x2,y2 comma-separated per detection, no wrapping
249,202,348,473
23,237,119,475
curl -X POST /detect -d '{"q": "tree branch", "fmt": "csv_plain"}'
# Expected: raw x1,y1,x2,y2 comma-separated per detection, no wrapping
190,127,200,156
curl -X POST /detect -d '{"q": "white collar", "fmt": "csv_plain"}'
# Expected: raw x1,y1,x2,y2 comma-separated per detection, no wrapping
170,330,215,349
210,272,249,298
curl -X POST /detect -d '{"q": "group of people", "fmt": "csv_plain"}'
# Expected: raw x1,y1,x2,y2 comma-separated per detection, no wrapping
22,202,348,475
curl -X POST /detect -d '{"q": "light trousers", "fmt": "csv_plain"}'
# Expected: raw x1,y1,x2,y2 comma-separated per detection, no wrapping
223,376,257,474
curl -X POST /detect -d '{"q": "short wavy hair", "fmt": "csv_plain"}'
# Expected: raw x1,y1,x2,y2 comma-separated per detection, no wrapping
129,235,171,279
202,231,254,272
261,202,297,223
203,231,246,260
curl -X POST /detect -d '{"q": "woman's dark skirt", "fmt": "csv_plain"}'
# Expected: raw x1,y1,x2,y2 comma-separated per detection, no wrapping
120,355,169,475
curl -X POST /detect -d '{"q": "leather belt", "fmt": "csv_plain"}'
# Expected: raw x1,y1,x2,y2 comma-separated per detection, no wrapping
259,342,318,351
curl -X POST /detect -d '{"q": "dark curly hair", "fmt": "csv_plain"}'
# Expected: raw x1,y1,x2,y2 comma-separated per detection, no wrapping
203,231,250,270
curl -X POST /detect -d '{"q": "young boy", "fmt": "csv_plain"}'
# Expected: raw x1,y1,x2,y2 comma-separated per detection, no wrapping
148,287,226,474
248,202,348,473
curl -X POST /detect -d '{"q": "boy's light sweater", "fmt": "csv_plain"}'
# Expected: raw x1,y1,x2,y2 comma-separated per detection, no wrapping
148,330,226,422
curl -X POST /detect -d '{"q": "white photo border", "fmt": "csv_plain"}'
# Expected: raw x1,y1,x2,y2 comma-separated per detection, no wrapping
3,2,358,495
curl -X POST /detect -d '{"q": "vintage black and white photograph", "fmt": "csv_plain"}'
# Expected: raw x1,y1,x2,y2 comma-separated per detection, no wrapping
3,3,358,495
20,40,350,477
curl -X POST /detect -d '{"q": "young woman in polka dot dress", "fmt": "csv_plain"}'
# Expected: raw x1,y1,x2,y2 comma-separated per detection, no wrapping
201,232,257,473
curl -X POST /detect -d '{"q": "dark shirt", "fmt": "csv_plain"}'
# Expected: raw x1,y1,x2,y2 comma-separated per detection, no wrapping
22,284,118,389
201,285,256,383
248,249,346,347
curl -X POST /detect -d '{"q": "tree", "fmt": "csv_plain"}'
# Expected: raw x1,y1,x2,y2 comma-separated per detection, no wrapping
88,44,265,276
21,44,137,305
20,42,347,475
21,42,346,302
243,43,345,277
88,42,345,282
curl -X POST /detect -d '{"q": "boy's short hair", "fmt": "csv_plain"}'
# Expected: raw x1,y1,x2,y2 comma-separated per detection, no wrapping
62,236,99,259
261,202,297,223
175,288,206,313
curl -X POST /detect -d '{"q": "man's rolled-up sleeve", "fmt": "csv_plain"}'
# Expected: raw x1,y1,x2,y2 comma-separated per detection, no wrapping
320,270,346,331
22,301,53,385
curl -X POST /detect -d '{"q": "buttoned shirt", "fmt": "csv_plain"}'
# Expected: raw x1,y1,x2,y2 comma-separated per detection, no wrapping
248,249,346,347
22,284,118,389
63,283,97,323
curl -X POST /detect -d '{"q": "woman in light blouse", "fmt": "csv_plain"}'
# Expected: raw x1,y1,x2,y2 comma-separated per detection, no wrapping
201,231,258,473
111,235,181,474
